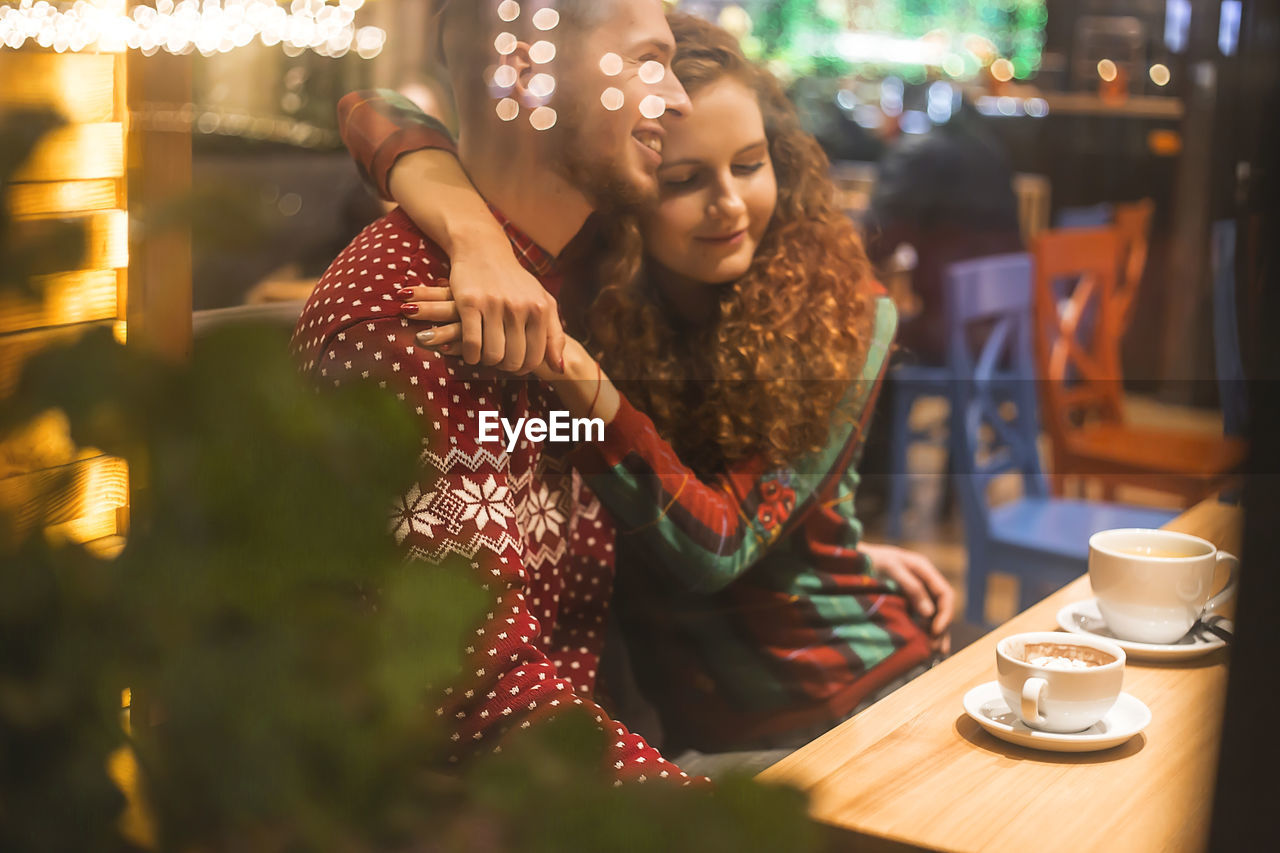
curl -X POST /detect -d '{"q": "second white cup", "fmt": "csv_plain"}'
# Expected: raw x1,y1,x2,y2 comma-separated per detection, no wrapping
1088,528,1238,644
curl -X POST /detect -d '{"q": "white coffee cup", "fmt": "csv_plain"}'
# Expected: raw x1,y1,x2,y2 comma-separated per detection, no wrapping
1088,528,1239,644
996,632,1126,733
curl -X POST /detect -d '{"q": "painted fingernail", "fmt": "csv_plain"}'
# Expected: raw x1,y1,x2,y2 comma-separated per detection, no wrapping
401,304,419,316
397,288,414,300
416,329,435,343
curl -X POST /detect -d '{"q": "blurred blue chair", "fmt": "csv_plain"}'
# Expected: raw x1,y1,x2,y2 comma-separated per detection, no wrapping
884,254,1032,541
1054,202,1114,229
885,253,1038,541
945,254,1177,625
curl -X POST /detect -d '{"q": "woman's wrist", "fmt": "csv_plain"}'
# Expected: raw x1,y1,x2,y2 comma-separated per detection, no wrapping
547,348,619,424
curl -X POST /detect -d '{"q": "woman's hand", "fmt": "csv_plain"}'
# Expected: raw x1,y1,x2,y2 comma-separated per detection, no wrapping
860,542,954,655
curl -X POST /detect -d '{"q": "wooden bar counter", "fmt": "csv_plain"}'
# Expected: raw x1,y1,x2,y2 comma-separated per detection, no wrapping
758,498,1242,852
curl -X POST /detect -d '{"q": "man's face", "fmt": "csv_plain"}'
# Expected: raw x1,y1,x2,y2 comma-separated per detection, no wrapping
547,0,692,212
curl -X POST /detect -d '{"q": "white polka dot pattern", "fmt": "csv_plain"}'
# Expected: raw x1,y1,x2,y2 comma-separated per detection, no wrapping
290,209,700,786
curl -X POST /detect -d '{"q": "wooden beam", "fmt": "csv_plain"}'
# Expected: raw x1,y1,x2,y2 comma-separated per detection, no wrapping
125,50,192,362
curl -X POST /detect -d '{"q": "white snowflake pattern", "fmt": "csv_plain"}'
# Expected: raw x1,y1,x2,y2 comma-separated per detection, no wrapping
524,483,566,543
390,484,444,543
454,474,516,531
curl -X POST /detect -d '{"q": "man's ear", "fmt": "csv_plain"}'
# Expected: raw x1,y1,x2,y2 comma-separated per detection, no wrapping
506,42,539,107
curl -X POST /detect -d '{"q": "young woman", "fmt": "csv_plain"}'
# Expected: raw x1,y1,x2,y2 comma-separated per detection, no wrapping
341,13,953,767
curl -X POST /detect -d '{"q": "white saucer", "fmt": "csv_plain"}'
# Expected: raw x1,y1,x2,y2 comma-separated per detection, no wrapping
962,681,1151,753
1056,598,1228,661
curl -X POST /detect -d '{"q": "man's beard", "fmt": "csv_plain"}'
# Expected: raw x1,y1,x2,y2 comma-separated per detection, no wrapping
547,91,657,215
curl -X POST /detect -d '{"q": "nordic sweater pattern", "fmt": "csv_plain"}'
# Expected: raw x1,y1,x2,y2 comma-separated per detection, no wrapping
291,208,696,784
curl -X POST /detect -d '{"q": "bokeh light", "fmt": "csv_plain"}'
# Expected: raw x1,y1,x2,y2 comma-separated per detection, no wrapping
639,94,666,119
601,87,625,111
528,73,556,98
493,64,518,89
638,60,666,85
990,58,1014,82
529,40,556,64
599,52,623,77
495,32,518,56
532,8,560,31
497,0,520,23
529,106,558,131
1097,58,1118,82
496,98,520,121
1149,63,1171,86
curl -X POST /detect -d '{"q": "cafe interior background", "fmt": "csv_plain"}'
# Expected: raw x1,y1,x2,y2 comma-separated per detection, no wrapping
1,0,1276,849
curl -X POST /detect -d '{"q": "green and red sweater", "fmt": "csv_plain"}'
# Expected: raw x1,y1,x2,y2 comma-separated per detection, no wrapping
338,90,931,751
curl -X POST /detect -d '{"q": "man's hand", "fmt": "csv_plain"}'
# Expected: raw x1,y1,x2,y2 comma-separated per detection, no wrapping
448,248,566,374
396,264,566,375
860,542,955,655
386,148,567,375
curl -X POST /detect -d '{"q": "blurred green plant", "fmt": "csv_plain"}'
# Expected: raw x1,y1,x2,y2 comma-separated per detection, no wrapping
0,108,820,852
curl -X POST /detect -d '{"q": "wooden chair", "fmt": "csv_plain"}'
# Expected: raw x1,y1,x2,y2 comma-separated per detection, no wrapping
945,254,1176,624
1112,198,1155,337
885,254,1034,541
1031,227,1247,505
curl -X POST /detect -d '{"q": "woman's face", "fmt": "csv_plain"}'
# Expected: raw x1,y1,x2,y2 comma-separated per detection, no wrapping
641,77,778,285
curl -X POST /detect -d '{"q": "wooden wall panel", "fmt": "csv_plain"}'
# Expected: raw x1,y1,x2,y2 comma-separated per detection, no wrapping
0,53,116,123
13,123,126,182
6,179,123,217
0,270,122,336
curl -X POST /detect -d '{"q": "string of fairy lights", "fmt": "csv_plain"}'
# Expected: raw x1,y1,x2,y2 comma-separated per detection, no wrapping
0,0,386,59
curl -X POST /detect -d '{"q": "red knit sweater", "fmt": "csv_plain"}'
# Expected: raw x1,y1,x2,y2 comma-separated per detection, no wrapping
291,207,697,785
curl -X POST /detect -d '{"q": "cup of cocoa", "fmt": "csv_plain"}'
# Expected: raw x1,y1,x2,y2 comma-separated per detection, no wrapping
996,632,1126,733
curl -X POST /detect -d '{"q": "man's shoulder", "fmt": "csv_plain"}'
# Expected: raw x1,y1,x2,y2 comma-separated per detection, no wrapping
334,207,451,277
292,209,449,368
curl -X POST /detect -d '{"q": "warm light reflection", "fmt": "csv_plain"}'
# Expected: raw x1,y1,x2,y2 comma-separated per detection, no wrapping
53,455,130,545
1149,63,1171,86
5,179,120,217
15,122,125,182
1097,58,1118,82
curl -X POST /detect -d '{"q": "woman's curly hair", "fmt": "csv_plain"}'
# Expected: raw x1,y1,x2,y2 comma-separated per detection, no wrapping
581,13,876,477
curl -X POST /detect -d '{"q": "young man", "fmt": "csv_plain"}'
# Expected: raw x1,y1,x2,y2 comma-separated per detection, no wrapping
291,0,696,783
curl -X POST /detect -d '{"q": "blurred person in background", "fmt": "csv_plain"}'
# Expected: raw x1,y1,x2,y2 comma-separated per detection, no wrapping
856,95,1023,508
864,95,1023,366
